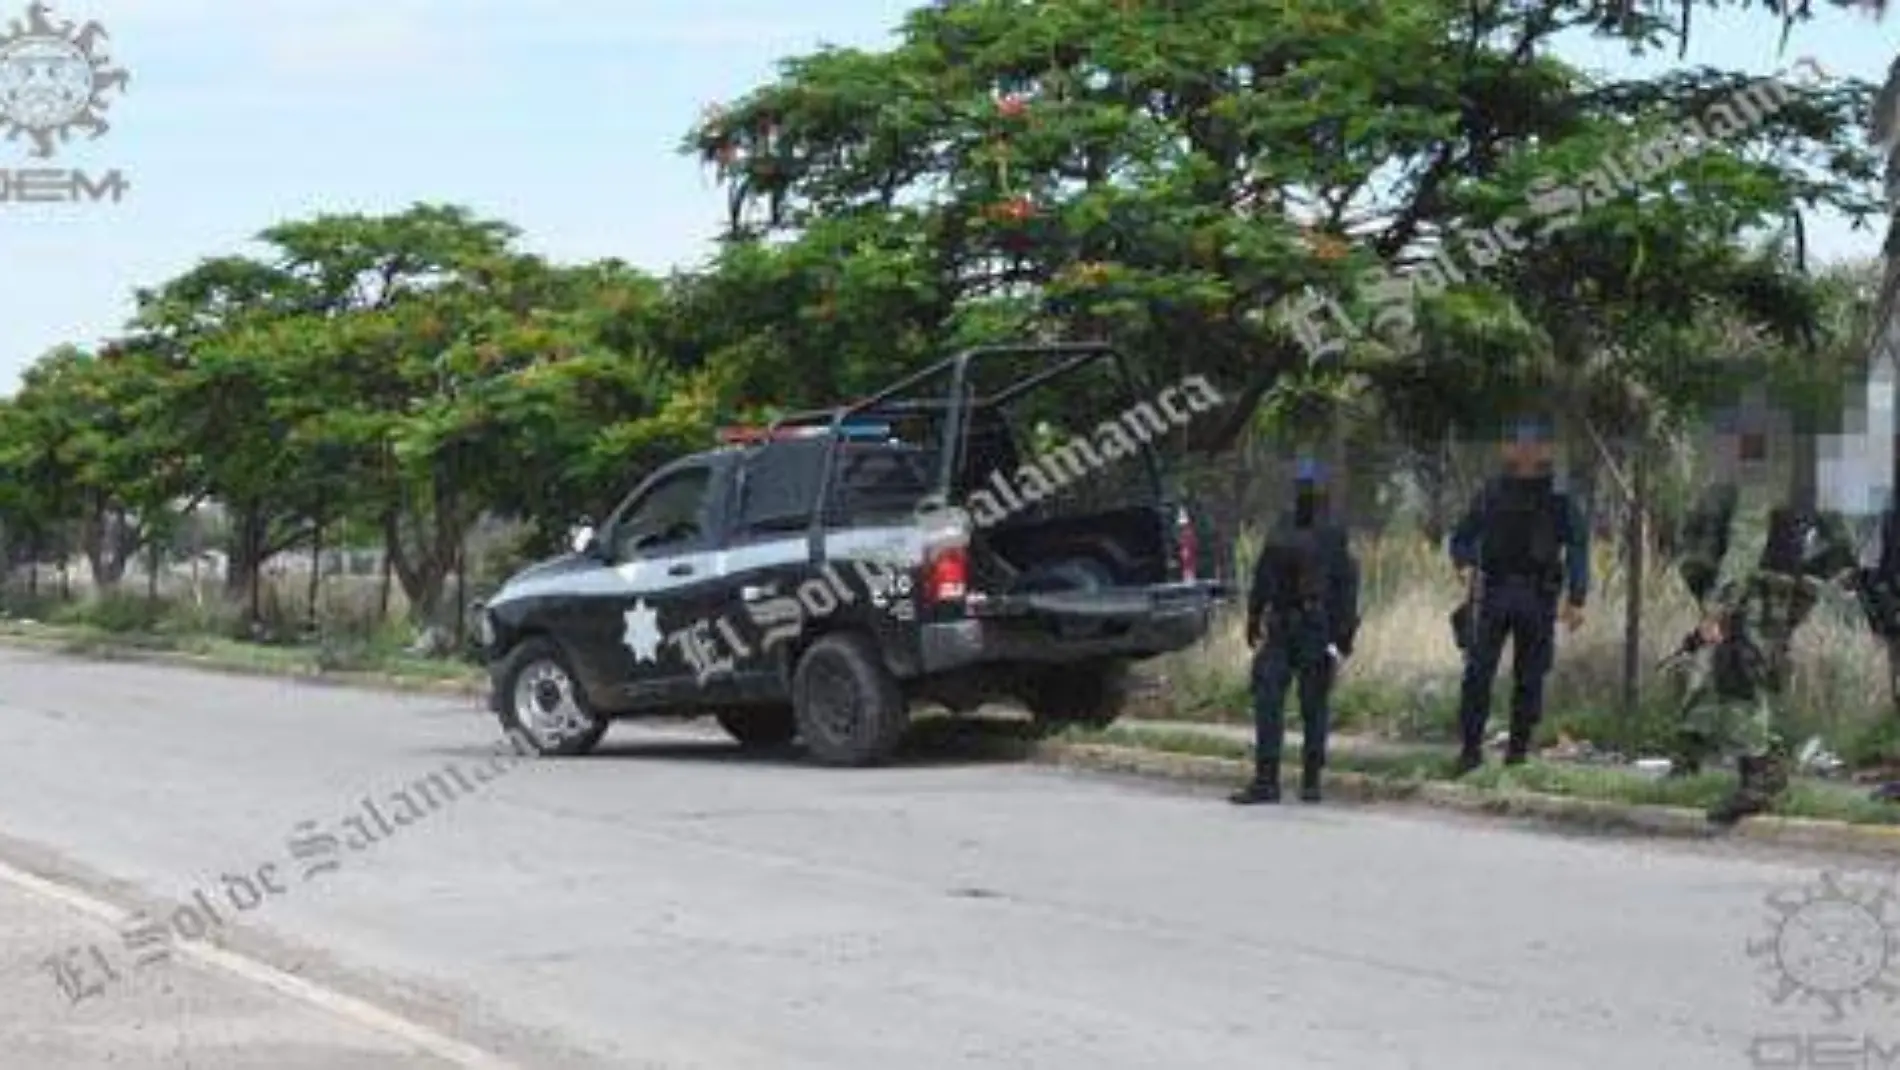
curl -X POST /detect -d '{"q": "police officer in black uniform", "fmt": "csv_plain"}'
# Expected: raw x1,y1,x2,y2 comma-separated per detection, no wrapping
1448,418,1589,775
1231,460,1360,805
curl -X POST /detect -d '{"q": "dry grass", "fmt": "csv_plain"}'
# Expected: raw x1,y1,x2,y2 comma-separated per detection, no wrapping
13,534,1900,766
1157,535,1900,765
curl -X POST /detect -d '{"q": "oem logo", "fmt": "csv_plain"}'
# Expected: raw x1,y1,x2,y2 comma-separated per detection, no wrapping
0,1,128,203
1748,870,1900,1022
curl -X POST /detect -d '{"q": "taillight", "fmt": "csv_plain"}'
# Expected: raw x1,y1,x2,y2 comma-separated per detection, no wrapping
916,504,971,604
1176,507,1198,579
923,546,968,603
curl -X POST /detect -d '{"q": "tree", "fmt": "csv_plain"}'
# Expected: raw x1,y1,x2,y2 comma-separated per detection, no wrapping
124,254,321,615
688,0,1875,465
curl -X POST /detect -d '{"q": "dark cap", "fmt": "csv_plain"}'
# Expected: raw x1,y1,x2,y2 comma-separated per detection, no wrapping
1505,417,1553,443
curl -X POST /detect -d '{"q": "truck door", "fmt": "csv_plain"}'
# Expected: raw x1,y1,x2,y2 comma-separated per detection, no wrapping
577,461,729,707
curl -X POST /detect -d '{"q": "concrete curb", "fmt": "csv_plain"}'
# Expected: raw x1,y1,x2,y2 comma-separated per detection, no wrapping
1035,742,1900,857
0,629,485,699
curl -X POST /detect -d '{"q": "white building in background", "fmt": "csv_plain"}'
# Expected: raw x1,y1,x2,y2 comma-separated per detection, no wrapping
1818,339,1895,519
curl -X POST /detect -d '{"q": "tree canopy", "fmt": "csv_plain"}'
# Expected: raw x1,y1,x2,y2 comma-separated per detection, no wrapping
0,0,1885,630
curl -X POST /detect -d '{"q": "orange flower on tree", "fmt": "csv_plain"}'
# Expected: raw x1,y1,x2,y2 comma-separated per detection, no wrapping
987,195,1036,222
1303,227,1350,262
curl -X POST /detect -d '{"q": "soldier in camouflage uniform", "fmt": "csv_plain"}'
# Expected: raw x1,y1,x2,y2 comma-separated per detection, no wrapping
1856,498,1900,802
1856,499,1900,716
1669,485,1856,824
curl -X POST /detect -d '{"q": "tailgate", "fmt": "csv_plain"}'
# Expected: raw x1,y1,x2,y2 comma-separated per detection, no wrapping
972,580,1220,620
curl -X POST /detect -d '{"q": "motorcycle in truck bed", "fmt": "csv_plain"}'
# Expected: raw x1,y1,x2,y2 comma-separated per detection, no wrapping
473,342,1225,765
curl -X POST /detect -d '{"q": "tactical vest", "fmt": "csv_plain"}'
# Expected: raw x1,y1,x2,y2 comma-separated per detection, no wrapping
1708,624,1767,700
1263,524,1326,612
1481,478,1565,584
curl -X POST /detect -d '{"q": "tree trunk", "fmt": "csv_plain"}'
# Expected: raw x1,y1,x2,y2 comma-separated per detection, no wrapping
26,533,39,600
1416,439,1454,546
452,536,468,648
249,559,262,629
382,507,452,633
146,539,159,604
306,514,324,634
224,504,268,616
1621,439,1647,738
1182,332,1306,455
81,503,135,590
378,552,392,623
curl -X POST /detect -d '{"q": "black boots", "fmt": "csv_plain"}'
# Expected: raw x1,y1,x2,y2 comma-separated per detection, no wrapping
1456,717,1537,773
1453,748,1483,777
1230,762,1280,804
1707,751,1790,825
1299,755,1323,802
1670,731,1709,778
1230,758,1324,804
1503,715,1537,765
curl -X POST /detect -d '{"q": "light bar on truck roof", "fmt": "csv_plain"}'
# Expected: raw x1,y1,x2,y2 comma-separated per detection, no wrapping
715,421,892,445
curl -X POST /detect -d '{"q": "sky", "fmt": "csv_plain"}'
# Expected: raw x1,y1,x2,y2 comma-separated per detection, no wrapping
0,0,1894,395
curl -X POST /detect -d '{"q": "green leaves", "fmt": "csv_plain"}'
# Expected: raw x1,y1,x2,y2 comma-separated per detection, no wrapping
0,0,1886,594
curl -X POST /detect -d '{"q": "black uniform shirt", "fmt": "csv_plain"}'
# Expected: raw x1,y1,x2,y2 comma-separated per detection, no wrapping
1246,514,1359,649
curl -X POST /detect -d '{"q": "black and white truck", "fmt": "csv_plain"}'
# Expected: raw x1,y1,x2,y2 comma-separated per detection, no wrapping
473,343,1224,766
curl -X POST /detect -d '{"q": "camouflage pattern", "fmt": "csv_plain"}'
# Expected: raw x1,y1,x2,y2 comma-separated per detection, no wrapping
1676,483,1737,606
1858,571,1900,639
1668,489,1854,792
1859,505,1900,640
1710,571,1815,686
1673,663,1774,764
1666,589,1780,769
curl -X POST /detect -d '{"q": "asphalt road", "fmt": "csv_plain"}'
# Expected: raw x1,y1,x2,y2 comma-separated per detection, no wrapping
0,647,1892,1069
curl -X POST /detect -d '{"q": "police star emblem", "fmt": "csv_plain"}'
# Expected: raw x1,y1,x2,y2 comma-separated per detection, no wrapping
1747,869,1900,1021
621,599,662,663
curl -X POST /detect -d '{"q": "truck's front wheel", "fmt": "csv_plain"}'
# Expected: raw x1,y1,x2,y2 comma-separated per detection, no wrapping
793,633,909,766
496,637,608,756
1024,661,1132,731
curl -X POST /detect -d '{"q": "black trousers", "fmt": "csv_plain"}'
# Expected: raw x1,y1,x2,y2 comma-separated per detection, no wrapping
1251,618,1333,777
1457,576,1556,755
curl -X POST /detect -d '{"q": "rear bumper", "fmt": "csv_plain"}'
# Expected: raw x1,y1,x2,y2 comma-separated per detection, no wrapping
917,583,1216,674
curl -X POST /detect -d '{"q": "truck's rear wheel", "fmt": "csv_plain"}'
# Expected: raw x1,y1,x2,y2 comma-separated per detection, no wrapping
1024,660,1131,730
793,633,909,766
496,637,608,756
716,705,797,748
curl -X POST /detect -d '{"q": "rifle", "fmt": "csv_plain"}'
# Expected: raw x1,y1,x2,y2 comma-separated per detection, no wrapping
1451,567,1484,653
1655,627,1706,673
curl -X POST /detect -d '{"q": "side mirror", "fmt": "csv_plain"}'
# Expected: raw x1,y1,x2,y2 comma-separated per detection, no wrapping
569,523,598,556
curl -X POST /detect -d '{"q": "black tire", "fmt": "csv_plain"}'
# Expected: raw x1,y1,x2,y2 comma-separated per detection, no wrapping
1012,556,1115,593
1024,660,1132,730
716,705,797,748
792,632,909,766
494,636,608,756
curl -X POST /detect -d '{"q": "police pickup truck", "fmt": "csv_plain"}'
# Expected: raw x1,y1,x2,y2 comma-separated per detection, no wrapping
473,343,1222,766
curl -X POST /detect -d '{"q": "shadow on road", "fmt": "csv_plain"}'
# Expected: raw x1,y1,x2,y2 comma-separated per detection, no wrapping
569,714,1050,770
